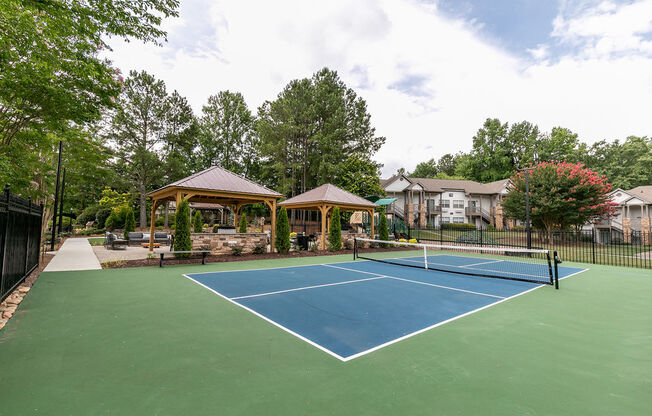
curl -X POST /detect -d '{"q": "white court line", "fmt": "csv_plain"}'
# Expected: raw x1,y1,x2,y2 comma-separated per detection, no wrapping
185,259,362,276
392,256,546,280
462,259,504,267
323,264,504,299
182,273,349,362
184,263,589,362
231,276,385,300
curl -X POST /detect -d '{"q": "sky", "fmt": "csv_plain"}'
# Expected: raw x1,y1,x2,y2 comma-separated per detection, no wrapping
107,0,652,177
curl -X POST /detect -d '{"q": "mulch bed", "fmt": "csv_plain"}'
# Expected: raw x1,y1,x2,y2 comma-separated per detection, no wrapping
101,246,417,269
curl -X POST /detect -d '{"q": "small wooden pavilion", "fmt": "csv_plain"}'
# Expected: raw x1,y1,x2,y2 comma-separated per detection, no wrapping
147,166,282,251
278,184,376,250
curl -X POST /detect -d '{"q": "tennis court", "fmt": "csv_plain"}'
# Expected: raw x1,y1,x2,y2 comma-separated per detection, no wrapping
186,247,585,361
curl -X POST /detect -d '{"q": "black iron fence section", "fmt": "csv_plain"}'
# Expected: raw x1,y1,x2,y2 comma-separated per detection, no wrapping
407,225,651,270
1,185,43,302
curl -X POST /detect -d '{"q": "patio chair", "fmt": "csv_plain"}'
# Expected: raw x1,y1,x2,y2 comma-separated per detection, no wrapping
105,232,128,250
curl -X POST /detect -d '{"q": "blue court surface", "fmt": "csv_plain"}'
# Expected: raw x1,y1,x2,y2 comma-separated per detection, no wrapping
185,256,585,361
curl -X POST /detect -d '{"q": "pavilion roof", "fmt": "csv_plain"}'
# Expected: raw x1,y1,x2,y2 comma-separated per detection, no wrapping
148,166,281,198
279,184,375,208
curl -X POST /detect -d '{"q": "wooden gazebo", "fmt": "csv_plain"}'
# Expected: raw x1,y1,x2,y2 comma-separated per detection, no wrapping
147,166,282,251
278,184,376,250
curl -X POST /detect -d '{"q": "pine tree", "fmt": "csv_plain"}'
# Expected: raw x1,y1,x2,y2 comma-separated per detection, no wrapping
275,207,290,254
174,199,192,258
193,210,203,233
238,214,247,233
124,206,136,236
329,206,342,251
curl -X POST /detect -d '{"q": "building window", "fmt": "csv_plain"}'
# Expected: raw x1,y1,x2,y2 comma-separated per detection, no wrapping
453,217,464,223
449,193,454,197
441,217,451,224
453,200,464,208
440,200,450,208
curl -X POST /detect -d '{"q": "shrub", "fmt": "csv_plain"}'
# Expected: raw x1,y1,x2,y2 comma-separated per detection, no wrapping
238,215,247,233
441,223,476,230
408,238,418,244
328,207,342,251
124,206,136,235
399,238,407,243
95,208,112,228
105,205,130,230
76,205,99,226
275,207,290,254
193,210,203,233
512,225,526,231
290,232,297,238
230,245,244,256
378,207,389,241
253,244,266,254
343,239,353,250
173,199,192,258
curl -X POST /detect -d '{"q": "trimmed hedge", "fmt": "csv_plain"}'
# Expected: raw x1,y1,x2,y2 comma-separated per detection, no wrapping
328,207,342,251
173,199,192,258
275,207,290,254
441,223,476,230
193,210,203,233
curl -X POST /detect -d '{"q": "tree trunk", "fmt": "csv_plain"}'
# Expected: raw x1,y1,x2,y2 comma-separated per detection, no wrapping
139,181,147,229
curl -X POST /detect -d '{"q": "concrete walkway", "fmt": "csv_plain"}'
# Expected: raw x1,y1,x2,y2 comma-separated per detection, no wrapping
44,238,102,272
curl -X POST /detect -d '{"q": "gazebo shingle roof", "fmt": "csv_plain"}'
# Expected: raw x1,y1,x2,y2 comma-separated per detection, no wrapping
279,184,375,207
149,166,281,197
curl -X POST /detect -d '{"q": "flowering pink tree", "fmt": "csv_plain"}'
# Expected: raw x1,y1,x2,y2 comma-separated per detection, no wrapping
502,161,618,240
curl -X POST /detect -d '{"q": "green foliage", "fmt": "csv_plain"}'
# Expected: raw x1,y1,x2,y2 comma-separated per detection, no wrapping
335,155,384,198
198,90,258,178
230,245,244,256
328,207,342,251
256,67,386,197
410,158,439,178
378,207,389,244
275,207,290,254
99,188,134,209
173,199,192,258
238,215,247,233
95,208,112,229
124,206,136,235
193,211,203,233
441,223,477,230
252,244,266,255
76,205,100,226
502,161,616,237
105,205,131,230
581,136,652,190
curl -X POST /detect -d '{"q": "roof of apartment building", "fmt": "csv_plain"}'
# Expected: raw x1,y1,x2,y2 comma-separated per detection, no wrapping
623,185,652,204
381,174,510,195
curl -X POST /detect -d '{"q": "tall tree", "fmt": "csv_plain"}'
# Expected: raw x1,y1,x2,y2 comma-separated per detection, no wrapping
582,136,651,190
107,70,168,227
335,155,384,197
161,90,198,183
199,91,257,176
410,158,439,178
456,118,511,182
256,68,385,198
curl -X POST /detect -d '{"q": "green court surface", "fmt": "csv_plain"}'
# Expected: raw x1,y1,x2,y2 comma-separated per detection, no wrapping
0,255,651,415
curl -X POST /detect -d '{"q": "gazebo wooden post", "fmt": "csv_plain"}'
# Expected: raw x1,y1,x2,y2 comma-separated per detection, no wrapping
319,204,333,250
369,208,375,239
270,199,276,252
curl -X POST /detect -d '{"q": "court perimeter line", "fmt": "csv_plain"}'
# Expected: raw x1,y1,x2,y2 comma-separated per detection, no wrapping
230,276,385,300
182,273,349,362
322,264,504,299
183,258,395,276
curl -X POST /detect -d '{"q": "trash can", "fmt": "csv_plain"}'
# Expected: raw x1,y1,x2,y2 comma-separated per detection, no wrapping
297,235,309,250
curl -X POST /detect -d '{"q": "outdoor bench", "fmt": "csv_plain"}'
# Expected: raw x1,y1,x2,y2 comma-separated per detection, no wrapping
159,250,211,267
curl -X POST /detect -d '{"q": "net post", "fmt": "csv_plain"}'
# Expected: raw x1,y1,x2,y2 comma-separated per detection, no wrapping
353,237,357,260
423,244,428,270
553,250,559,290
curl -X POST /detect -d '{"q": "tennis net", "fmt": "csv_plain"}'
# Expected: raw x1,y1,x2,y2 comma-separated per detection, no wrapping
354,238,558,287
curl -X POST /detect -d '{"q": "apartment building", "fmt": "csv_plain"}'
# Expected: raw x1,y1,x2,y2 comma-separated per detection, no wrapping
380,175,513,229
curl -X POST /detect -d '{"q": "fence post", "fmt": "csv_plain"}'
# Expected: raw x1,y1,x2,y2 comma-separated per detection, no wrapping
480,227,483,247
25,197,31,277
591,228,596,264
1,184,10,296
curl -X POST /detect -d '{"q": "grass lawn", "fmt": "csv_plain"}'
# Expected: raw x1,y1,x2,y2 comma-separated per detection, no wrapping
0,254,651,415
87,237,105,246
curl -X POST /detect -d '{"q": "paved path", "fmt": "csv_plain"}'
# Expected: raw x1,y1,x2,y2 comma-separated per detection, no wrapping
44,238,102,272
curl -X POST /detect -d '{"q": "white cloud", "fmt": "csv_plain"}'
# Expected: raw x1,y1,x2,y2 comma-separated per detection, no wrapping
106,0,652,177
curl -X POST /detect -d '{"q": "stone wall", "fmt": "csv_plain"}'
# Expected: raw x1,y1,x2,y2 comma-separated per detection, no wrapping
314,232,371,249
190,232,268,255
641,217,650,245
623,217,632,243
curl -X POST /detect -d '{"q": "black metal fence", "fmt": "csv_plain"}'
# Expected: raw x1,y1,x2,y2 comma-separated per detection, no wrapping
1,185,43,302
404,226,652,270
